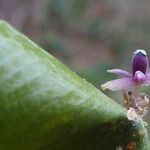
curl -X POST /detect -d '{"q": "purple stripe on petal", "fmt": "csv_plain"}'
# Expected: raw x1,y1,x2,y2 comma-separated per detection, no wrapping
107,69,132,77
132,50,148,75
101,78,135,91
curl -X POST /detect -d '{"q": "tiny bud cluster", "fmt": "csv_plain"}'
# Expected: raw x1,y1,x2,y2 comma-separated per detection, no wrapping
123,91,149,121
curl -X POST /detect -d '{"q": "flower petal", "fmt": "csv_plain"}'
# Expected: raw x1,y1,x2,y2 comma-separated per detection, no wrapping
107,69,132,77
145,72,150,78
101,78,134,91
134,71,145,84
143,72,150,85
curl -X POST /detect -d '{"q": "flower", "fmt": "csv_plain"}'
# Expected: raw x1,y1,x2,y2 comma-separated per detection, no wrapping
101,49,150,91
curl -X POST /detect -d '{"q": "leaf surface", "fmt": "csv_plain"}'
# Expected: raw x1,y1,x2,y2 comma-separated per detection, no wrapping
0,20,149,150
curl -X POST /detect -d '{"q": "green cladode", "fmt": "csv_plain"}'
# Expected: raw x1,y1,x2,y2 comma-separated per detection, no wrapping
0,20,149,150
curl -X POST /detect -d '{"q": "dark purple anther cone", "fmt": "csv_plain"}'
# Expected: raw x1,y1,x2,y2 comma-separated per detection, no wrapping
132,49,148,76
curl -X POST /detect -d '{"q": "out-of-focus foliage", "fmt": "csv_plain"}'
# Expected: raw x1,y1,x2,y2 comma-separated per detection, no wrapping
2,0,150,86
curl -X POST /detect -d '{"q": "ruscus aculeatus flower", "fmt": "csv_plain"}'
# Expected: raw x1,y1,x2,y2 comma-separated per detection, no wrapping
101,49,150,91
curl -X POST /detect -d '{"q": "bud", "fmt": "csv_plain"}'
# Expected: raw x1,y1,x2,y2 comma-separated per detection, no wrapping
132,49,148,76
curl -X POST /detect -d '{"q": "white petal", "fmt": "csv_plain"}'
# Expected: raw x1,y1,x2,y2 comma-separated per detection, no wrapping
107,69,132,77
101,78,134,91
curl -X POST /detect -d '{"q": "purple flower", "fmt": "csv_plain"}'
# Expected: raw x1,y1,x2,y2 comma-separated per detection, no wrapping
101,49,150,91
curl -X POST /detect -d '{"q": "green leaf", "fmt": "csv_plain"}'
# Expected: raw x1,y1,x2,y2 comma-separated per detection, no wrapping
0,20,149,150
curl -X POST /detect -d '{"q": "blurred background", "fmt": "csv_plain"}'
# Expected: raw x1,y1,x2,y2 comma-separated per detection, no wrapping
0,0,150,129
